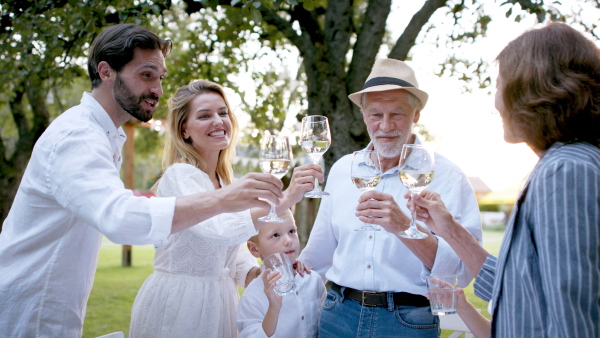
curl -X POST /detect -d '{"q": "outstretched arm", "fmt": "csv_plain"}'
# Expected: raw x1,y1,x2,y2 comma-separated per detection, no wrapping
171,172,284,234
410,191,488,277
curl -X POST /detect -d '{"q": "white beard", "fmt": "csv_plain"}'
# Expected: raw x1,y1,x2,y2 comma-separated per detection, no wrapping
369,129,411,158
373,140,403,158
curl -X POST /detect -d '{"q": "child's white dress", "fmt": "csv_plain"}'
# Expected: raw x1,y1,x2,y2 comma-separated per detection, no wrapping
130,163,258,338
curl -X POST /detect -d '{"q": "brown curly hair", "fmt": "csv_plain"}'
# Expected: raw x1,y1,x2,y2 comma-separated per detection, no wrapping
497,22,600,150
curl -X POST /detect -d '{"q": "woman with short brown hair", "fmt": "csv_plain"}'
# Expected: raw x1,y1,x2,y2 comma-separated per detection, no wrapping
409,22,600,337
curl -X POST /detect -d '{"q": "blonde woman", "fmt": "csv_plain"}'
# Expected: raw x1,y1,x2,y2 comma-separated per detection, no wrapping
130,80,321,337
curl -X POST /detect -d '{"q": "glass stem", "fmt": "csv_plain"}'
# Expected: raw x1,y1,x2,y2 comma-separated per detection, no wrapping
268,200,277,216
409,207,417,232
312,157,322,192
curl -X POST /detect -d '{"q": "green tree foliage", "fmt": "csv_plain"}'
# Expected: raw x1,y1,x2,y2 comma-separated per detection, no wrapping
1,0,599,230
0,1,170,226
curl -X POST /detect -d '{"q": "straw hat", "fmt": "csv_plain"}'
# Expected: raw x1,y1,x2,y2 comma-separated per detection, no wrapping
348,58,428,109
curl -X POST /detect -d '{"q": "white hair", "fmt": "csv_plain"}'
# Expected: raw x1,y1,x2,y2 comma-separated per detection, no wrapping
360,90,422,112
360,90,421,159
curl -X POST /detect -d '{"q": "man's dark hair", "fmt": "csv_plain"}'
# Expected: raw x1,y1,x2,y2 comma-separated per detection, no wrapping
87,24,172,88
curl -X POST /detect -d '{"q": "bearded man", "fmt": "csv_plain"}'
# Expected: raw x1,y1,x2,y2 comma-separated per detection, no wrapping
0,24,284,337
299,59,483,337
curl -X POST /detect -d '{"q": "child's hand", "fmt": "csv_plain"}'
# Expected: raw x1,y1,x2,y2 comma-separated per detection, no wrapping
293,259,313,277
454,288,469,311
263,268,283,310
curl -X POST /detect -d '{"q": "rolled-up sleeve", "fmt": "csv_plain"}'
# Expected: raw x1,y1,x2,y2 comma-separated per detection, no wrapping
146,196,176,247
474,254,497,302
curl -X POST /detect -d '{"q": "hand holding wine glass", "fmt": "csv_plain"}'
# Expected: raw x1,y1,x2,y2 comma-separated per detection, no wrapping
258,135,292,223
398,144,435,239
300,115,331,198
351,150,383,231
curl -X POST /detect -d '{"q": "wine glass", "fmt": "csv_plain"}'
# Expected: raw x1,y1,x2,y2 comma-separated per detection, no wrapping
351,150,383,231
258,135,292,223
300,115,331,198
397,144,435,239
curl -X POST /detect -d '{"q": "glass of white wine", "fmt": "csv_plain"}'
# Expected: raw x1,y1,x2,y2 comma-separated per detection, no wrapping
258,134,292,223
351,150,383,231
300,115,331,198
398,144,435,239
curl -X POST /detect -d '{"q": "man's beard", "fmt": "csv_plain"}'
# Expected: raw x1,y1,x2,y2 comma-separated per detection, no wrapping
369,129,411,159
114,73,157,122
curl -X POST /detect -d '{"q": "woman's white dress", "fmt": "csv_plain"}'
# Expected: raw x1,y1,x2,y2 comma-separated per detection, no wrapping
129,163,259,338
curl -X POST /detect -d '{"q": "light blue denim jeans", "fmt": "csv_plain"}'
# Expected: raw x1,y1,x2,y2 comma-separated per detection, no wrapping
318,287,440,337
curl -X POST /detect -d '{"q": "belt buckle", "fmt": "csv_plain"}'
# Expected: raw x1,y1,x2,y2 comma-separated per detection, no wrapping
361,291,379,307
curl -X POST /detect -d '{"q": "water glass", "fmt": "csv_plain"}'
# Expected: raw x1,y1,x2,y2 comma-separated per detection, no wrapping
426,275,458,315
261,252,296,296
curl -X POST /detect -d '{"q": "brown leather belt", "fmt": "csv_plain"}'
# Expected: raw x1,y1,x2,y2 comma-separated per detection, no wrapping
331,282,429,308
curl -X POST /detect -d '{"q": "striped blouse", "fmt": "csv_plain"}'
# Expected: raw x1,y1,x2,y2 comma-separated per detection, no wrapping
474,141,600,337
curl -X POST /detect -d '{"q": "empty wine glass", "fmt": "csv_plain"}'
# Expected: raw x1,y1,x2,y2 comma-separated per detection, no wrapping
398,144,435,239
300,115,331,198
351,150,383,231
258,135,292,223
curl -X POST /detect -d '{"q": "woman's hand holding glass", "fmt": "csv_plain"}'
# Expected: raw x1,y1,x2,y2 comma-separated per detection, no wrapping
405,190,457,239
300,115,331,198
283,164,324,206
258,135,292,223
398,144,435,239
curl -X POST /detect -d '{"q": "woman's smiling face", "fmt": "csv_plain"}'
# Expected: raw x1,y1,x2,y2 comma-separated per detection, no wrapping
182,91,232,158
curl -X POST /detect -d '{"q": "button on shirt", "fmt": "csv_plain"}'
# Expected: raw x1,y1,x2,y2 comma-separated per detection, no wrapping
300,137,482,295
0,93,175,337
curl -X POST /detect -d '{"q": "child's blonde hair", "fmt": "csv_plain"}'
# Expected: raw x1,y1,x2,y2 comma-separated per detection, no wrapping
248,209,295,244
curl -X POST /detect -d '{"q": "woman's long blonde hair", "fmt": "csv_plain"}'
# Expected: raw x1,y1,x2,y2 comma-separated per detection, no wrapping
160,79,239,185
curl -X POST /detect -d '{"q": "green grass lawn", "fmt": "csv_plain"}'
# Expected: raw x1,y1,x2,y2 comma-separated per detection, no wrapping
83,229,505,337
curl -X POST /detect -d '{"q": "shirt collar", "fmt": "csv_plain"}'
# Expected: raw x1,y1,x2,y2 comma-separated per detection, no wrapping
80,92,127,145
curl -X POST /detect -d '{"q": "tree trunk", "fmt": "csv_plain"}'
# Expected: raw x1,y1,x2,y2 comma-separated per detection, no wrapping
0,78,49,231
284,0,392,234
0,171,23,232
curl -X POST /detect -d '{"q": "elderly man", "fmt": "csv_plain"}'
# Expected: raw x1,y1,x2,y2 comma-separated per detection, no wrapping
299,58,483,337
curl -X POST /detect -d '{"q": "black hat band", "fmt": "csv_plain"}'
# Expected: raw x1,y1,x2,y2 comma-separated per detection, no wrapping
363,77,415,90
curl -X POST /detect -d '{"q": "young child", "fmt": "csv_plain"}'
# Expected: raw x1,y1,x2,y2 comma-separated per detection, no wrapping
237,209,326,338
